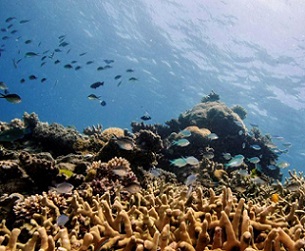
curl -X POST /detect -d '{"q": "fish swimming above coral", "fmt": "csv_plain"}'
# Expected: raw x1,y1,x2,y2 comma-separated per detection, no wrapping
225,154,244,167
0,93,21,103
170,138,190,147
49,182,74,194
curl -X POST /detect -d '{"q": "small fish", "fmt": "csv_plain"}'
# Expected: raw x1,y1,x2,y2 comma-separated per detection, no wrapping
90,81,104,89
50,182,74,194
185,156,199,166
270,194,279,203
242,142,246,149
7,24,13,29
6,17,16,23
24,39,32,44
178,130,191,137
57,214,69,227
129,77,138,81
104,59,114,64
75,66,82,71
150,168,161,177
222,153,232,160
64,64,73,69
41,78,47,83
234,169,249,177
0,82,8,90
276,161,290,169
185,174,197,187
141,112,151,121
19,19,30,24
79,52,87,56
0,93,21,103
97,66,104,71
29,75,37,80
1,28,7,32
225,154,244,168
247,157,260,164
123,182,141,194
54,59,60,64
71,60,77,64
207,133,219,140
40,62,46,67
25,52,39,57
59,41,69,47
117,81,122,87
20,78,25,83
59,169,74,178
10,29,17,34
114,136,135,151
43,50,50,54
250,123,259,127
201,151,214,160
112,168,128,177
86,60,94,65
41,55,47,61
87,94,101,100
282,142,292,148
251,177,266,186
54,48,62,53
100,100,106,106
285,182,300,192
114,75,122,80
58,34,66,40
250,144,261,151
171,138,190,147
2,36,9,40
126,69,134,73
103,65,112,70
170,158,188,167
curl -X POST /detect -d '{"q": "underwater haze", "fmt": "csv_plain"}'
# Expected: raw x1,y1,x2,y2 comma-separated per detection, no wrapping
0,0,304,177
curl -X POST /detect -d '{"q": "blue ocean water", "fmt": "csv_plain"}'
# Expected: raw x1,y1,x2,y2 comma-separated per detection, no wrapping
0,0,304,177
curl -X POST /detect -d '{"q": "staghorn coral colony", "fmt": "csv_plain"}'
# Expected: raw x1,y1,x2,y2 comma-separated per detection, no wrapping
0,92,304,251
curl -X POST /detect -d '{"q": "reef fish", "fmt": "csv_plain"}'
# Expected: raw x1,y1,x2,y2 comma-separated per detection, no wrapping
50,182,74,194
207,133,219,140
225,154,244,167
276,161,290,169
178,129,191,137
90,81,104,89
112,168,128,177
247,157,260,164
87,94,101,100
140,112,151,121
170,158,188,168
185,156,199,166
0,82,8,90
123,182,141,194
57,214,69,227
0,93,21,103
114,136,135,151
185,173,197,186
171,138,190,147
250,144,261,151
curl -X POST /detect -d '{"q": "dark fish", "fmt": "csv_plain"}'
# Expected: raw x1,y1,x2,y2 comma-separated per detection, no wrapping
48,52,54,58
117,81,122,87
79,52,87,56
126,69,134,72
86,60,94,65
71,60,77,64
54,48,62,52
29,75,37,80
43,50,49,54
59,41,69,47
6,17,16,23
100,100,106,106
19,19,30,24
24,39,32,44
103,65,112,70
41,55,47,61
129,77,138,81
58,35,66,40
1,28,6,32
25,52,39,57
41,78,47,83
10,29,18,34
114,136,135,151
88,94,101,100
20,78,25,83
0,93,21,104
12,58,18,69
66,48,71,54
0,82,8,90
104,59,114,64
141,114,151,121
90,81,104,89
2,36,9,40
54,59,60,64
38,42,41,47
40,62,46,67
7,24,13,29
64,64,73,69
114,75,122,80
97,66,104,71
75,66,82,71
